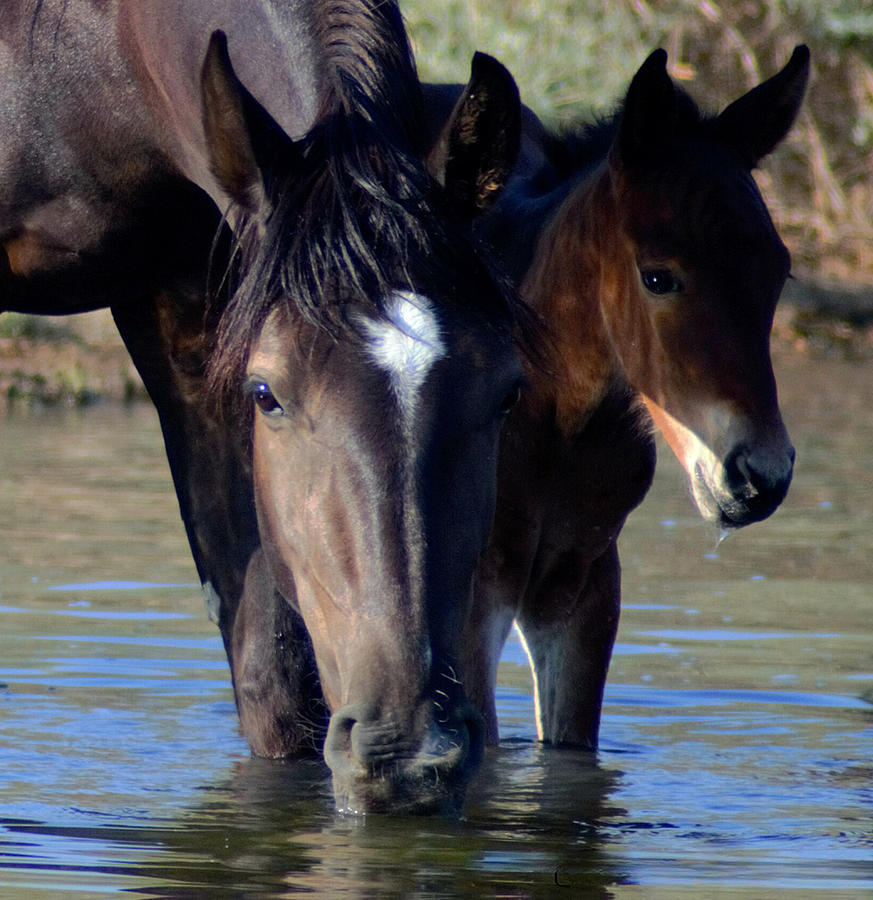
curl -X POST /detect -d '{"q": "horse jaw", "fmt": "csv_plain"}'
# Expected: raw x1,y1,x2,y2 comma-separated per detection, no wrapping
641,395,794,529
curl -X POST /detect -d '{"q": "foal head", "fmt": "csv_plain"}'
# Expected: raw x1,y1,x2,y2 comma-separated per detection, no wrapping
202,33,523,813
600,47,809,528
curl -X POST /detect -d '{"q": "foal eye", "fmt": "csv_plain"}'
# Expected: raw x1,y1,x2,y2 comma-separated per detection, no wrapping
251,383,284,417
641,268,683,295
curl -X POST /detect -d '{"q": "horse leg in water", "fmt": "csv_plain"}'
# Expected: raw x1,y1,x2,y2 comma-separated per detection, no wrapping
111,286,252,615
112,288,325,756
515,544,621,749
232,548,326,755
458,586,516,746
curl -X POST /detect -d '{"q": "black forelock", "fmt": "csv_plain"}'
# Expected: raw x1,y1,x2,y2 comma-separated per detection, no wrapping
207,105,521,411
206,1,525,412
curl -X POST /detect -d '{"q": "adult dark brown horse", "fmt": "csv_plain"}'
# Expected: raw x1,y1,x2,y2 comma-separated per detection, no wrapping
428,46,809,750
0,2,525,813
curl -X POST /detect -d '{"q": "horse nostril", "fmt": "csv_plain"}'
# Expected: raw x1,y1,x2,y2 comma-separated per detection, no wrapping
723,443,794,513
323,700,483,815
323,707,360,774
724,446,757,497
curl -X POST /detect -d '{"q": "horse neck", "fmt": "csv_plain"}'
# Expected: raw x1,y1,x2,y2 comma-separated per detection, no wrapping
119,1,321,189
521,163,633,435
120,0,421,207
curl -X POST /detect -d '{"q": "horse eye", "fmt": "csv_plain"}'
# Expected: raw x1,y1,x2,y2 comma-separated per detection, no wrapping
499,382,523,416
251,383,283,417
641,268,683,295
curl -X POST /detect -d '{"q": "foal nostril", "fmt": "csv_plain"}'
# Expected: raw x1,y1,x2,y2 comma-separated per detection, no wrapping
721,442,794,528
725,445,793,494
724,446,757,497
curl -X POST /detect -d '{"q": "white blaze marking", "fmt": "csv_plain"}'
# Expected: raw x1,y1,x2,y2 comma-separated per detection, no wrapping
360,291,446,423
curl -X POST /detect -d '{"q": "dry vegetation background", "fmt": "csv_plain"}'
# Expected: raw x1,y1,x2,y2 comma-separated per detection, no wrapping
2,0,872,405
406,0,873,288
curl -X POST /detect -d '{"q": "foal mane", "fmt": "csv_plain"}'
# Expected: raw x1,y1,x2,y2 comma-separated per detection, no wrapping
535,87,709,190
209,0,516,408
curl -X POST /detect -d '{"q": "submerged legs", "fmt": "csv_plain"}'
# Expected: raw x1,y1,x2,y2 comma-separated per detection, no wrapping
233,549,326,756
515,543,621,750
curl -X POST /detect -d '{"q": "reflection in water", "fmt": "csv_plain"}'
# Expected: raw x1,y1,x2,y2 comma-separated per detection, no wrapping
1,750,624,898
1,717,626,896
1,351,873,897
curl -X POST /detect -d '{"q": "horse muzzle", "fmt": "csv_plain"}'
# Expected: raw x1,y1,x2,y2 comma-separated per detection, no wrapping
323,701,485,815
694,440,795,528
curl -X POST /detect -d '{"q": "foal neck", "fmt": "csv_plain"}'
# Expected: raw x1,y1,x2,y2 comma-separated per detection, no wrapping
521,165,625,436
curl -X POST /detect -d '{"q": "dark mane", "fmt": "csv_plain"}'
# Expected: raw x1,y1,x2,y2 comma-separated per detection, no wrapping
536,115,617,188
312,1,425,151
535,86,710,191
208,2,518,409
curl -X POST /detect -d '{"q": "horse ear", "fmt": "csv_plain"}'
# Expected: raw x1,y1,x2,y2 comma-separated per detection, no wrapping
714,45,810,167
613,48,676,166
200,30,289,216
427,52,521,218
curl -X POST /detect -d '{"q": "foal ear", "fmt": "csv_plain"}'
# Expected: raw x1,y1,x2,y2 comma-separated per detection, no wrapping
427,52,521,218
201,30,290,216
614,48,676,166
714,45,810,167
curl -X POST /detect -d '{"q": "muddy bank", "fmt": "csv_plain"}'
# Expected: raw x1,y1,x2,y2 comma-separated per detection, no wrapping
0,310,147,409
774,278,873,358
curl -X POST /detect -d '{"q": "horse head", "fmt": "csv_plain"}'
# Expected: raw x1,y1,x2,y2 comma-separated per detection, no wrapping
201,34,523,814
602,46,809,529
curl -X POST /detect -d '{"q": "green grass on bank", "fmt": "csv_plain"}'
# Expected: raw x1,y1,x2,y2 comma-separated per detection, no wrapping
0,312,80,344
403,0,873,287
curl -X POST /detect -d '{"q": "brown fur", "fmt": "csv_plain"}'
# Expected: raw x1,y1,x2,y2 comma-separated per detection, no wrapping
452,46,809,749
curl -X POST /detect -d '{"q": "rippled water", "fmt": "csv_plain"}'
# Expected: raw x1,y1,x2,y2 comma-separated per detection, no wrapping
1,350,871,897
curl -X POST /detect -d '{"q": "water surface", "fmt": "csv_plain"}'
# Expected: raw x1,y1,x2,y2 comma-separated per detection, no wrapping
1,350,871,897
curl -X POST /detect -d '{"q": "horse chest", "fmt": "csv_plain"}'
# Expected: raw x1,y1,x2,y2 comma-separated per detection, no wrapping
2,190,110,275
